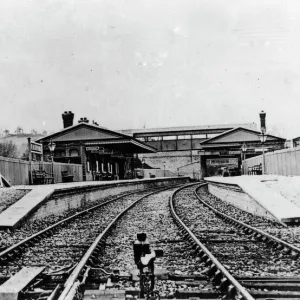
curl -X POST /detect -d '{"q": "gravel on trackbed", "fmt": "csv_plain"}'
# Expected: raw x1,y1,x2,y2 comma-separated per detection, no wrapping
0,189,30,214
96,188,217,297
0,190,156,275
175,185,300,277
196,186,300,247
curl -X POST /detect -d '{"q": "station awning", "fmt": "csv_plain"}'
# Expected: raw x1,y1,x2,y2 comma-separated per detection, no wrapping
85,139,156,154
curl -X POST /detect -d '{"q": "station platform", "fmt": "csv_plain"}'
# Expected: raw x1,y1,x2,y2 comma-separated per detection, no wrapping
204,175,300,224
0,177,188,229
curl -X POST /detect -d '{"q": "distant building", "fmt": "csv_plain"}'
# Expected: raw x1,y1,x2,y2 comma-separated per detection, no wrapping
120,124,286,178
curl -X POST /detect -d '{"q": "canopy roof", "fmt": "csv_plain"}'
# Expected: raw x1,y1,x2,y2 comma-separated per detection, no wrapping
200,127,285,148
37,122,156,154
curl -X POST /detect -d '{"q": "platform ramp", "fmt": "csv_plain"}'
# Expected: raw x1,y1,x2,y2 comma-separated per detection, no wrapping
205,176,300,224
0,267,45,300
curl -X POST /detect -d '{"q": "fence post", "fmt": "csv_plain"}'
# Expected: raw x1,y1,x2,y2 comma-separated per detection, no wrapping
27,137,33,185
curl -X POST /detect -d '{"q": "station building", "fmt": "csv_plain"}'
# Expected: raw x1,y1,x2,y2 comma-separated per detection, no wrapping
120,124,286,179
37,112,156,181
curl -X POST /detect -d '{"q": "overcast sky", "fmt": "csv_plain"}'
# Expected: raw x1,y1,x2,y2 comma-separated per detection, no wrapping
1,0,300,138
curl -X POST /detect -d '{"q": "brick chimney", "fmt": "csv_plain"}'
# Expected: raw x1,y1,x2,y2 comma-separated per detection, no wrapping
78,117,89,124
62,111,74,128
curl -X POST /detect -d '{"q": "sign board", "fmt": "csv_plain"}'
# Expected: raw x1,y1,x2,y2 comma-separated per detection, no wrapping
87,147,113,155
31,141,43,155
206,158,238,167
86,146,103,151
229,151,241,155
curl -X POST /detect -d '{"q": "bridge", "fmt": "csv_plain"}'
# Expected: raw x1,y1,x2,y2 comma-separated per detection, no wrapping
119,123,259,179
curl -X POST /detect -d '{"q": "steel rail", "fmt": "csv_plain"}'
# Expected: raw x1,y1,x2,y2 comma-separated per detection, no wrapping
170,183,255,300
195,184,300,256
0,187,162,263
57,184,181,300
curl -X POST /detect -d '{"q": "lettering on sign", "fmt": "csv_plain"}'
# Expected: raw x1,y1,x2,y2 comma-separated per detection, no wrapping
31,142,43,154
98,148,113,154
206,158,238,167
86,146,102,151
229,151,241,154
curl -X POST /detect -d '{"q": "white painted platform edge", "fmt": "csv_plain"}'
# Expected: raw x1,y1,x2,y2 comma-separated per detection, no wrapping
204,176,300,221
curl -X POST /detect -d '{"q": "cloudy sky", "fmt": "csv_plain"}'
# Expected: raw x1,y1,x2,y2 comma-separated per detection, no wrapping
1,0,300,138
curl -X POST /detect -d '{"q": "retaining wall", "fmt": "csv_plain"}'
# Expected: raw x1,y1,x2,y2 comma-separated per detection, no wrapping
207,181,278,221
29,177,190,221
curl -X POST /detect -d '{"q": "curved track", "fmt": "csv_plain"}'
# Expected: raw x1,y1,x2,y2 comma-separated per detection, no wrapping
173,184,300,299
2,183,300,300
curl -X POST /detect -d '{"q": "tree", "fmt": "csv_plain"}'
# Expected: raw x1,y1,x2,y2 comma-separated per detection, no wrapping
15,126,23,135
0,141,17,158
4,129,9,136
31,129,38,136
42,130,47,136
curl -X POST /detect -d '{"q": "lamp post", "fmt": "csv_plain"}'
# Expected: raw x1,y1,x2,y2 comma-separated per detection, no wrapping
259,132,267,175
163,161,166,177
48,139,56,183
259,111,267,175
241,142,247,175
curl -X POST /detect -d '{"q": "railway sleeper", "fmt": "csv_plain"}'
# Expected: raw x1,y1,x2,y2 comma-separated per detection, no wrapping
212,270,223,285
218,277,230,292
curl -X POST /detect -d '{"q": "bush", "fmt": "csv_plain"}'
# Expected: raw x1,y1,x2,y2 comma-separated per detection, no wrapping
0,140,17,158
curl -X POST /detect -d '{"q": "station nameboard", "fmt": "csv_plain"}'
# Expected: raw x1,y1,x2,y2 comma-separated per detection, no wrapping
229,151,241,154
87,146,113,154
86,146,102,151
206,158,238,167
31,141,43,154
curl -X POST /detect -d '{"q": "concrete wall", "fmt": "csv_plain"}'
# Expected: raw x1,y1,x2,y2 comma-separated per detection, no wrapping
30,177,189,221
207,182,278,221
243,146,300,176
139,150,200,179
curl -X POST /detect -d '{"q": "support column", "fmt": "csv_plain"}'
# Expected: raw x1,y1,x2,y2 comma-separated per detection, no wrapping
80,143,87,181
199,155,206,179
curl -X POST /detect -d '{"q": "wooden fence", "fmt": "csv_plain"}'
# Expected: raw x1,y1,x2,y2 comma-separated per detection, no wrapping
0,156,83,185
243,146,300,176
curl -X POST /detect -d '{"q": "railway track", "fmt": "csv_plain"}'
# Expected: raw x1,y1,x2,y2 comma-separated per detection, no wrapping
173,183,300,299
0,185,181,299
2,182,300,300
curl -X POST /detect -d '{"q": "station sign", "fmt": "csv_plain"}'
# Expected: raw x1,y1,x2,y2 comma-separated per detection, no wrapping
31,141,43,154
206,158,238,167
86,146,102,151
228,151,241,155
87,146,114,155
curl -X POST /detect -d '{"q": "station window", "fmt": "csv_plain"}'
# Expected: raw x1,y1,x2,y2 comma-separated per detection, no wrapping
87,161,90,173
136,137,145,142
207,133,220,139
70,148,79,157
192,134,206,139
163,136,177,140
96,161,99,172
148,136,162,141
177,135,191,140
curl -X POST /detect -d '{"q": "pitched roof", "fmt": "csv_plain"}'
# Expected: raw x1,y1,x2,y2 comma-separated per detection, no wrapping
37,122,156,153
200,127,286,146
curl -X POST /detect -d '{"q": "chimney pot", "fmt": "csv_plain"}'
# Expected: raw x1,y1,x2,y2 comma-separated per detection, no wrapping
62,111,74,128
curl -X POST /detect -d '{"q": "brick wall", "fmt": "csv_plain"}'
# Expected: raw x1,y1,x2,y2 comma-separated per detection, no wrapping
207,182,278,222
139,151,200,179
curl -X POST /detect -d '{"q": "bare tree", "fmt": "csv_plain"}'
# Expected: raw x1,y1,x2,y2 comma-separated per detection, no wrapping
31,129,38,136
0,141,17,158
15,126,23,135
